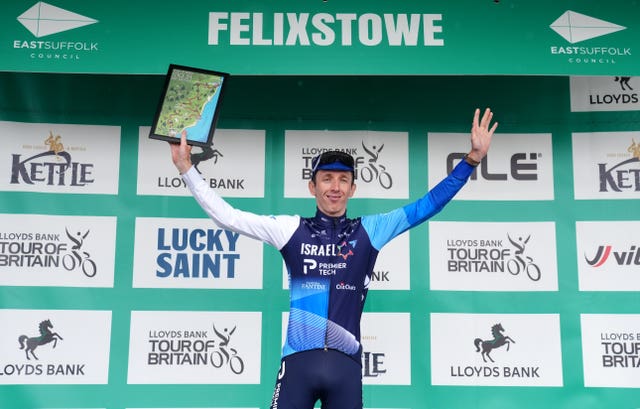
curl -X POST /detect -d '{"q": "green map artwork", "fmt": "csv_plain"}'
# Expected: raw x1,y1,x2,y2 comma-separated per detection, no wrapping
155,67,225,144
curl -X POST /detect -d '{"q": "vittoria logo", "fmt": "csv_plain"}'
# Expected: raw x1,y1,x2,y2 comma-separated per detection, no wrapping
10,132,95,187
585,245,640,267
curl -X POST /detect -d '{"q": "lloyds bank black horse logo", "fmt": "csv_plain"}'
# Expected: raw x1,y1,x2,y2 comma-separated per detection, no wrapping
18,319,64,360
474,323,515,363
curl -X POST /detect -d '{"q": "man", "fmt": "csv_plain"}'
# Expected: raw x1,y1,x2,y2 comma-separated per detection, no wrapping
170,108,497,409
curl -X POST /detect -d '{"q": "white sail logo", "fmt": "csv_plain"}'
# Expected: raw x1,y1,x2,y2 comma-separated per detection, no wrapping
17,2,98,38
550,11,625,44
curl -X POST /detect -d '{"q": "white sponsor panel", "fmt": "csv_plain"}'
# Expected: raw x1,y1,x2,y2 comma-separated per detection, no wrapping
0,309,111,384
0,214,116,287
137,127,265,197
428,133,554,200
284,130,409,198
570,76,640,112
282,232,410,290
361,312,411,385
127,311,261,384
576,221,640,291
431,313,563,386
429,221,558,291
572,132,640,200
133,217,263,289
581,314,640,388
0,121,120,194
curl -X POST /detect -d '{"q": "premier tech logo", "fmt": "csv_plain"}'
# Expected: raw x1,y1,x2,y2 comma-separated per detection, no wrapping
14,1,99,61
549,10,630,65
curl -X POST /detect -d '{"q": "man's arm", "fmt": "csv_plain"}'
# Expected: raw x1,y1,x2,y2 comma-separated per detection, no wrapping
362,108,498,250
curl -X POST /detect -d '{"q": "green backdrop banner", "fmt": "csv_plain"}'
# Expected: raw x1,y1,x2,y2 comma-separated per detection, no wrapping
2,0,640,75
0,72,639,409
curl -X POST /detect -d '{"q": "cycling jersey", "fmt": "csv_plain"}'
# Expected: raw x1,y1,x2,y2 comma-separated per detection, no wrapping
182,159,475,362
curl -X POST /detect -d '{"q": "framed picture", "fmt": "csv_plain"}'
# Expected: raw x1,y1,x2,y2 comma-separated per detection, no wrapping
149,64,229,147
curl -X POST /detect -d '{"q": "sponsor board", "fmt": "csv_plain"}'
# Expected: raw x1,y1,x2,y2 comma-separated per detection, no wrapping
361,312,411,385
137,127,265,197
127,311,261,384
576,221,640,291
581,314,640,388
0,121,120,194
0,214,116,287
133,217,263,289
570,76,639,112
428,132,554,200
431,313,563,386
282,232,410,290
572,132,640,199
0,309,111,384
429,221,558,291
283,130,409,199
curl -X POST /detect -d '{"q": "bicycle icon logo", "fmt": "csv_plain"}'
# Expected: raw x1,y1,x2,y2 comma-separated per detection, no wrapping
210,323,244,374
62,228,97,277
506,234,541,282
360,141,393,189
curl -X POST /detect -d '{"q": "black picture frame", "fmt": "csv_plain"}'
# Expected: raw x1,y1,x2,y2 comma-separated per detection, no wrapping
149,64,229,147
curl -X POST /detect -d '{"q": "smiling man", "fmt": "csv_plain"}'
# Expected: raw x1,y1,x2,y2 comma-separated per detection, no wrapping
170,108,497,409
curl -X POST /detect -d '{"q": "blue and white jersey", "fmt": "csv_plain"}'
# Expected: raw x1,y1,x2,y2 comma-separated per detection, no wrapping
183,160,475,361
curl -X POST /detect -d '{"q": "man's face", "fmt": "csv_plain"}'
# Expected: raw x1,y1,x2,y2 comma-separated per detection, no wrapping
308,170,356,217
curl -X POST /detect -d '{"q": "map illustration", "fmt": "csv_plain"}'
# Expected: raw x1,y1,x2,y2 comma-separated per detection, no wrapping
155,68,225,145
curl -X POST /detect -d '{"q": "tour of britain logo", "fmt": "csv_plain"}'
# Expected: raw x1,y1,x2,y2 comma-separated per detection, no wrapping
0,213,116,287
581,314,640,387
127,311,261,384
429,221,558,291
14,2,99,61
549,10,630,66
1,225,95,275
284,130,409,199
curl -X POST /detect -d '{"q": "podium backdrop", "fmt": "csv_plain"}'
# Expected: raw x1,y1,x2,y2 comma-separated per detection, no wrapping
1,1,639,408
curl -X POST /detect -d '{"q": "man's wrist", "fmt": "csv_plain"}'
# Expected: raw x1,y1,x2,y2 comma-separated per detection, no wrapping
463,154,481,167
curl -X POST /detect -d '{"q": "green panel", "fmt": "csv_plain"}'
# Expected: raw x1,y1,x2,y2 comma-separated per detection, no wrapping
0,72,639,409
1,0,639,75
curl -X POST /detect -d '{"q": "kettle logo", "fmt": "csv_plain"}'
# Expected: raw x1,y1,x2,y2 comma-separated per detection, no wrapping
17,2,98,38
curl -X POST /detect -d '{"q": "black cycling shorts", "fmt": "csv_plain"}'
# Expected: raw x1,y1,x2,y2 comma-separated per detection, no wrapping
269,349,363,409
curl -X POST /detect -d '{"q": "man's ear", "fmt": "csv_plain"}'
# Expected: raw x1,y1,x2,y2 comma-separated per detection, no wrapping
308,180,317,196
348,183,357,198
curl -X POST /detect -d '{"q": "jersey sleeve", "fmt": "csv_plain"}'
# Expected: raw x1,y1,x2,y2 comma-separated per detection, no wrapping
182,166,298,250
362,159,475,250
